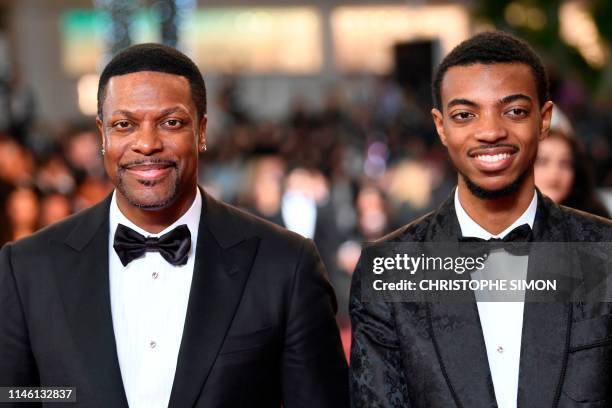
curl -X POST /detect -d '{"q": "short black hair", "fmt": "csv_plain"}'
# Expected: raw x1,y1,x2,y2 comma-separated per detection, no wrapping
432,31,549,110
97,43,206,119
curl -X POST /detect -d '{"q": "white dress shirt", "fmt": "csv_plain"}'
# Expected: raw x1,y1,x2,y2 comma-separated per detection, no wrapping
108,189,202,408
454,188,537,408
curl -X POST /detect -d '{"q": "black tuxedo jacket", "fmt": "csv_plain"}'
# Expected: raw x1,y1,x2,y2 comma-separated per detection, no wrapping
0,190,349,407
350,190,612,407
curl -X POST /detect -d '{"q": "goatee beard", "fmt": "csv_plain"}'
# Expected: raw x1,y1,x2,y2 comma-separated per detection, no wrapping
461,169,529,200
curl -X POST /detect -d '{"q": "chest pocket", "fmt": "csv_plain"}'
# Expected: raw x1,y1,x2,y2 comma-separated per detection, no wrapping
562,314,612,404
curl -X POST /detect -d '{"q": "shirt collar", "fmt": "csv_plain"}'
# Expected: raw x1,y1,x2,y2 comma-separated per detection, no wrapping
109,188,202,240
454,187,537,239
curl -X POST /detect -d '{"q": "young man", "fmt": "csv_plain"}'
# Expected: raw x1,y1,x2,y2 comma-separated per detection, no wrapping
0,44,349,408
350,32,612,407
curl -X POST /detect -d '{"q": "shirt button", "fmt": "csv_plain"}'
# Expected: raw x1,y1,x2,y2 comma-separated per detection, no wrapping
152,272,159,280
497,346,504,353
150,340,157,349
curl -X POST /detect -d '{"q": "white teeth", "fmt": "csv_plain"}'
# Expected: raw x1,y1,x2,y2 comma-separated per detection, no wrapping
475,153,510,163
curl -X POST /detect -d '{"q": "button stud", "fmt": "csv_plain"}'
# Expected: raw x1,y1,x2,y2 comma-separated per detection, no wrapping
150,341,157,349
497,346,504,353
152,272,159,279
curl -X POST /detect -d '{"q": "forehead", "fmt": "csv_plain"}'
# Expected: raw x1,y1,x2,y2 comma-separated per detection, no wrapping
440,63,537,106
102,71,194,114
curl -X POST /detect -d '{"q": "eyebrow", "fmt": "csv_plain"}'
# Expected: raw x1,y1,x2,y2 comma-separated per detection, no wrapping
109,109,136,119
500,93,532,104
109,106,189,119
159,107,189,116
446,94,533,110
447,98,478,109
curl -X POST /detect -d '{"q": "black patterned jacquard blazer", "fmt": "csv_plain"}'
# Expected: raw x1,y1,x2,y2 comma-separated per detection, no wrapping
350,190,612,408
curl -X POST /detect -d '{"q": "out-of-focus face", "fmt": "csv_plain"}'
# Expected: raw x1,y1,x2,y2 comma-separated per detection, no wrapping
431,63,553,199
252,156,284,215
40,193,72,226
66,131,102,173
356,187,387,239
7,188,39,228
534,136,574,203
0,140,35,185
97,71,206,211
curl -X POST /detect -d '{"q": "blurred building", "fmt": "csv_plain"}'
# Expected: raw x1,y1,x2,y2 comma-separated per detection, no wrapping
0,0,472,127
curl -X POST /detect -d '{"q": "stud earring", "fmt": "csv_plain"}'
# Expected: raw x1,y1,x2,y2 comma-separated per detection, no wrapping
101,147,105,156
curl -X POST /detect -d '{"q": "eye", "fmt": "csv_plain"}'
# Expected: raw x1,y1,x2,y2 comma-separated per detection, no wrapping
112,120,133,130
162,118,183,129
451,111,474,121
560,158,574,170
506,108,528,118
534,155,547,166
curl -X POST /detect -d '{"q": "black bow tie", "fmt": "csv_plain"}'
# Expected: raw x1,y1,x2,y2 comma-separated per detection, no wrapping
113,223,191,266
459,223,532,256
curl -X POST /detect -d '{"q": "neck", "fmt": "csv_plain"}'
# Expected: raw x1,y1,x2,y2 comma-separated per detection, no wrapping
457,175,535,235
116,187,197,234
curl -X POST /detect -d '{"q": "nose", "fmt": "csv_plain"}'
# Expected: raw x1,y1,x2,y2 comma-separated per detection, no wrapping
131,123,163,155
475,112,508,143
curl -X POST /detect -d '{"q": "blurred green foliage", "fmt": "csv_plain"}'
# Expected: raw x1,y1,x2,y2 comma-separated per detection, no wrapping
473,0,607,93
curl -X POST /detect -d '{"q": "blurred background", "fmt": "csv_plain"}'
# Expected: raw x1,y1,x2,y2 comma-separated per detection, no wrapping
1,0,612,356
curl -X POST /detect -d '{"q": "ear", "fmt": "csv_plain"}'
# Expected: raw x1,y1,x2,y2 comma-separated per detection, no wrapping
96,116,106,148
198,114,208,152
539,101,554,141
431,108,448,147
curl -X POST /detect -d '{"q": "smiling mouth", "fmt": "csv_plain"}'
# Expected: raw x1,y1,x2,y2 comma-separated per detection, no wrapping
121,161,177,181
468,146,518,172
474,152,513,163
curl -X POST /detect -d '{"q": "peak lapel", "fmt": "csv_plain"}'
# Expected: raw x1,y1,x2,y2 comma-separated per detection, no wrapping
518,192,572,407
169,191,260,407
425,192,497,407
51,195,128,407
427,300,498,408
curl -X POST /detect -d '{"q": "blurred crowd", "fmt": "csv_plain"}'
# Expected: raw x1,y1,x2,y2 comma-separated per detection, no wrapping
1,72,612,345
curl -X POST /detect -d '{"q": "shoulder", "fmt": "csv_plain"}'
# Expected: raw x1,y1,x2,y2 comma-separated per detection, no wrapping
7,200,108,255
206,197,323,291
206,195,310,256
559,205,612,241
374,210,437,244
373,191,457,244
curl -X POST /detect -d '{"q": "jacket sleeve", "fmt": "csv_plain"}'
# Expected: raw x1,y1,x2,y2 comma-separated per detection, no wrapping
349,257,411,408
0,244,41,404
281,238,350,408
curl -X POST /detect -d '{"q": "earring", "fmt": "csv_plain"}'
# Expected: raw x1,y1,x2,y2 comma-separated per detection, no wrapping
101,147,105,156
201,143,207,152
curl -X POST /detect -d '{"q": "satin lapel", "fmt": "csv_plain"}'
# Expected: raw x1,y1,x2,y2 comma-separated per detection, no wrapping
424,192,497,407
518,192,572,407
427,299,497,408
51,195,128,407
169,191,260,407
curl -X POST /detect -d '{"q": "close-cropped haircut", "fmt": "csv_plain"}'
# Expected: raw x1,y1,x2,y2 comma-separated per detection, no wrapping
432,31,549,110
97,43,206,119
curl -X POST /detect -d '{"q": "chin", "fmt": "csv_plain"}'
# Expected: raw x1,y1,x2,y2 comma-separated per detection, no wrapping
474,180,512,191
119,185,178,210
127,193,176,209
462,170,529,200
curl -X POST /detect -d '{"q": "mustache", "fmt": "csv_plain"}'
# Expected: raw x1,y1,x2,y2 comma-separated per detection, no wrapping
119,159,178,170
467,143,518,155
